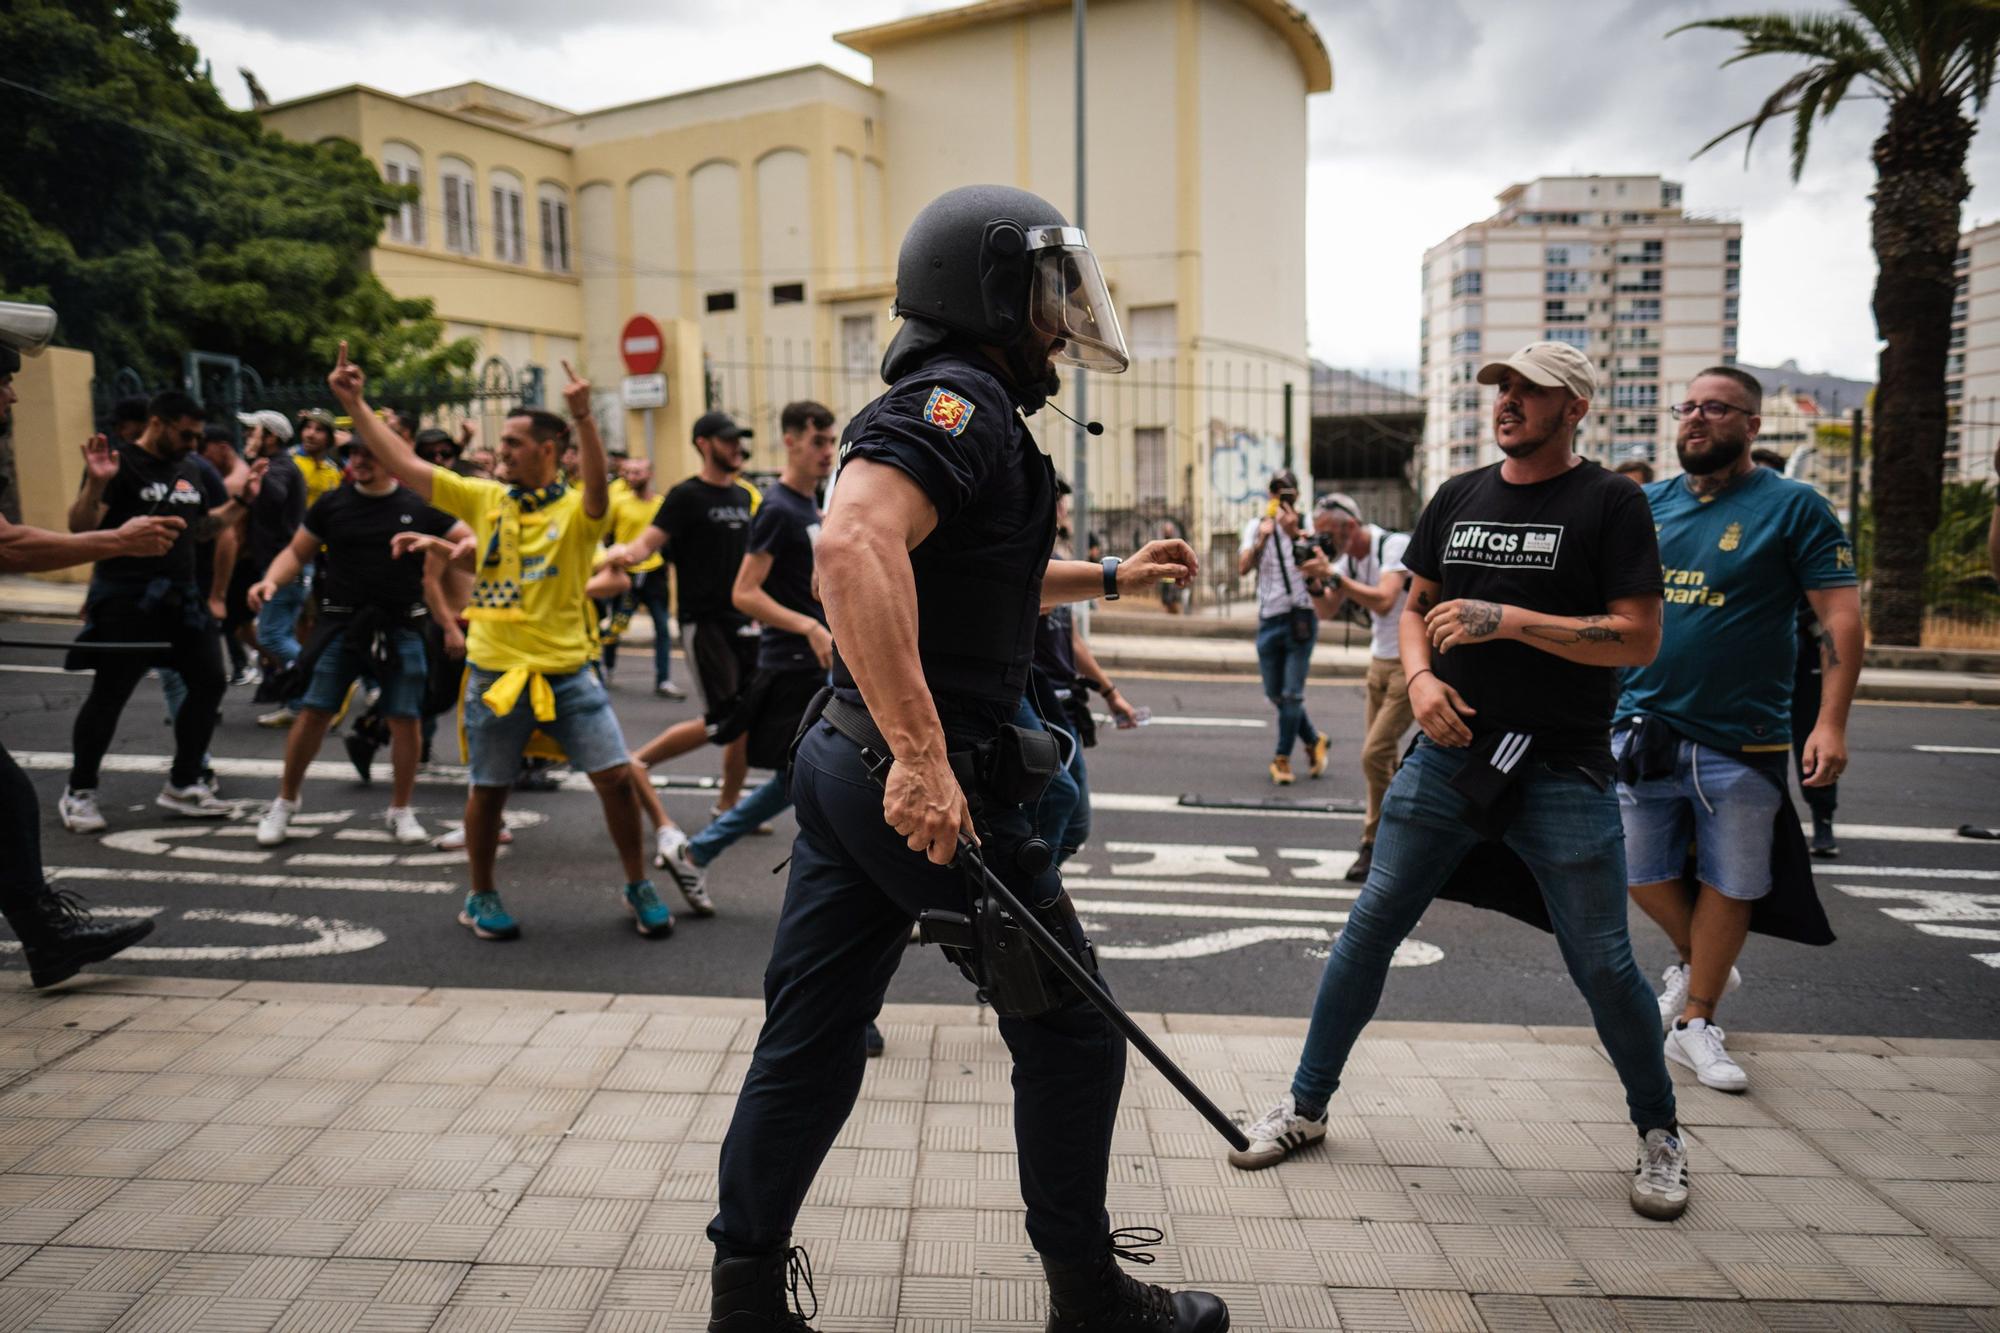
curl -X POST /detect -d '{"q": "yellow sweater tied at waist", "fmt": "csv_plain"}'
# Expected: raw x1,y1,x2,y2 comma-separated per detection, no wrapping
479,666,557,722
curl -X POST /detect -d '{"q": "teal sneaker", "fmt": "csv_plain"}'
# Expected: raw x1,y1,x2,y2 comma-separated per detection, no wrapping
458,890,520,941
623,880,675,939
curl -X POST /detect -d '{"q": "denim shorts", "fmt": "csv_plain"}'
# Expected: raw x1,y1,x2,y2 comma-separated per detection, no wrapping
1614,731,1783,900
463,664,630,786
299,626,428,718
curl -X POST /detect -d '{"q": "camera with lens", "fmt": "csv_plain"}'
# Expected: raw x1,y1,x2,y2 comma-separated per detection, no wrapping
1292,532,1337,569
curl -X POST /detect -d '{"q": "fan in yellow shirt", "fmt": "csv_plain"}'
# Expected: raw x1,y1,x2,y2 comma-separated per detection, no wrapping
327,343,676,944
291,411,345,510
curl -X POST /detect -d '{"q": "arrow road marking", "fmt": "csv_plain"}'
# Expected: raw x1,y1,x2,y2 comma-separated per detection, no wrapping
46,867,453,894
0,906,383,960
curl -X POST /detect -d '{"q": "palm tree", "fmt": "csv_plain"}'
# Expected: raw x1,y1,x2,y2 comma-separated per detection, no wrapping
1676,1,2000,644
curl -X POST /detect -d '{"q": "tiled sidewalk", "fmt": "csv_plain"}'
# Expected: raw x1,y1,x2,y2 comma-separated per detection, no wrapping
0,976,1992,1331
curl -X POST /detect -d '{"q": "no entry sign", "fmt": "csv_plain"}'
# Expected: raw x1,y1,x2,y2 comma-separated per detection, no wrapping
620,315,664,376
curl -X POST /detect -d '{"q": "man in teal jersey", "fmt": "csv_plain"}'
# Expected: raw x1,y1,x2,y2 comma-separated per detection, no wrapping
1615,365,1861,1093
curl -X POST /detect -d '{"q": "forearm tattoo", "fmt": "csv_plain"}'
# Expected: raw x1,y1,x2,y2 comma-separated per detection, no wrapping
1414,589,1434,612
1522,613,1624,646
1458,600,1502,637
1818,625,1840,667
189,513,226,543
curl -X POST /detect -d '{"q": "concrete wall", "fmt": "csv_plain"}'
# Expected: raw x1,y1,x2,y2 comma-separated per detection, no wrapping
9,348,96,583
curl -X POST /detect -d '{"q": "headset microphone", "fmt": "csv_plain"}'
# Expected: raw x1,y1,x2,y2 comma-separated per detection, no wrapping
1046,401,1103,436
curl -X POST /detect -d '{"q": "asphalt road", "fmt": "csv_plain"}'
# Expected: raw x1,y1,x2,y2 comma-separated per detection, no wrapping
3,631,1997,1039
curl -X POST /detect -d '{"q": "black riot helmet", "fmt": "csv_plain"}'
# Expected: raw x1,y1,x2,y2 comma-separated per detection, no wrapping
889,184,1130,378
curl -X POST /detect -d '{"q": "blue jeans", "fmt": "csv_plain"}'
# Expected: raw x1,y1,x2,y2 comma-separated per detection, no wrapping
688,772,792,867
1616,734,1782,901
299,627,428,718
1291,738,1676,1132
1013,693,1090,862
256,573,311,710
1255,613,1319,758
633,569,675,686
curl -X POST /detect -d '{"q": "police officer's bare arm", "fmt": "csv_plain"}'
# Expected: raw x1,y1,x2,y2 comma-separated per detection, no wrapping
327,342,436,502
0,514,183,574
1039,538,1198,610
1423,593,1662,667
815,455,976,865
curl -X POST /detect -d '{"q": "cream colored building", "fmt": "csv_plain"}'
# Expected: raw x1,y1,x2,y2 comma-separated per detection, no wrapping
1418,175,1742,498
259,0,1331,551
1947,220,2000,483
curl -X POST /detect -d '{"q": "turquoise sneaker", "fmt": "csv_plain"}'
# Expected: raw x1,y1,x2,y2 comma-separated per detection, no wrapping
458,890,520,941
623,880,675,939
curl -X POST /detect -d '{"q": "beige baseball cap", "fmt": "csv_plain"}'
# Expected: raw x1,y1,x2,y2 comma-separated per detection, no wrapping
235,408,293,442
1476,341,1597,400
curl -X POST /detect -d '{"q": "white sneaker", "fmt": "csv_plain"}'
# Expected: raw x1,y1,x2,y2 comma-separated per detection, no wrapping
655,681,686,700
58,789,107,834
256,706,297,729
1656,962,1742,1031
157,779,232,818
431,823,512,852
384,807,427,845
256,797,298,846
656,826,716,917
1227,1092,1327,1170
1665,1019,1749,1093
1630,1127,1691,1220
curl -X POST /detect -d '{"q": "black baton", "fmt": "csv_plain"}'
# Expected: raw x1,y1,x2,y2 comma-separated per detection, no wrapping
953,837,1251,1153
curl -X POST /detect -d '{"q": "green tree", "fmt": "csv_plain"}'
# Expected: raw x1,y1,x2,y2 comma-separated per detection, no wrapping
1676,1,2000,644
0,0,474,389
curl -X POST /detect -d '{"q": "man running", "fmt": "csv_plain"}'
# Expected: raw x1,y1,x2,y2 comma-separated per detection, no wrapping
326,345,674,942
60,390,251,832
248,431,468,847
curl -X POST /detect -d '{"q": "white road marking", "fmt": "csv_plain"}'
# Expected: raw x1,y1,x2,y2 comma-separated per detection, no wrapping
100,827,274,863
1832,884,2000,970
1069,898,1348,926
1913,745,2000,755
0,906,383,960
1101,842,1267,878
46,867,453,894
1277,848,1362,880
1823,866,2000,881
0,664,78,675
1091,713,1267,729
1093,927,1440,966
1066,877,1358,903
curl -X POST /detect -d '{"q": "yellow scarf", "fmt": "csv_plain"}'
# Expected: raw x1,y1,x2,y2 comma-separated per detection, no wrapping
466,479,567,622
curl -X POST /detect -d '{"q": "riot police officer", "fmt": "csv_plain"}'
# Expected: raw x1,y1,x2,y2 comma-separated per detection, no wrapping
706,185,1224,1333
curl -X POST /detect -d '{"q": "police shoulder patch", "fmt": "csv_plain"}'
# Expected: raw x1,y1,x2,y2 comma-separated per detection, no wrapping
923,386,976,437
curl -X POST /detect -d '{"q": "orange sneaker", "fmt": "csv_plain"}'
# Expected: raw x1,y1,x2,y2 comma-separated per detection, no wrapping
1269,756,1295,785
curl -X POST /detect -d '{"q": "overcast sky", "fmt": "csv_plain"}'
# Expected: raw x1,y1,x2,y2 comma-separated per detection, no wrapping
181,0,2000,383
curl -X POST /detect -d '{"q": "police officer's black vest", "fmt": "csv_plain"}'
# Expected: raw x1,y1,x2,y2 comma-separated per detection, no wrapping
831,352,1056,706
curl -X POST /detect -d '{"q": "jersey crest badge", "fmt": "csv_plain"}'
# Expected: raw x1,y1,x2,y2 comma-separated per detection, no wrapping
1719,521,1742,552
923,387,976,437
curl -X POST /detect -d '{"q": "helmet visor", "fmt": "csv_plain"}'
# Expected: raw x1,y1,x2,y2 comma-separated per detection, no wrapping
1026,227,1129,373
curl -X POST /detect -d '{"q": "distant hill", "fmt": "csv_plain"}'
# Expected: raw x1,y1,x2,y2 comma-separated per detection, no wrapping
1737,360,1874,416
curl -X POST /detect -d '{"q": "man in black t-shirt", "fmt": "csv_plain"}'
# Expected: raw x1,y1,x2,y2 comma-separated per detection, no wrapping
611,411,759,811
655,401,837,918
247,436,464,847
1231,343,1692,1223
60,390,251,833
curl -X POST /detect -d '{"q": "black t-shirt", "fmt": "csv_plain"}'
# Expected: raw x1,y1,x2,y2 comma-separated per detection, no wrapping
746,480,824,670
1402,459,1663,766
1034,604,1078,688
90,441,215,586
653,477,755,623
189,456,229,594
246,460,305,573
302,483,455,613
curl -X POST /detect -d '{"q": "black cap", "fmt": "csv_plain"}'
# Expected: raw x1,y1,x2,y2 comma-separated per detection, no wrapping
692,411,752,443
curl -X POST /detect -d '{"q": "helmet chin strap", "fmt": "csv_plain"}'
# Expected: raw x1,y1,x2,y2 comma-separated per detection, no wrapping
998,341,1057,413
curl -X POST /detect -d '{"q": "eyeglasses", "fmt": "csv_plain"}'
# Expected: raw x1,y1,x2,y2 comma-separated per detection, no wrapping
1669,400,1754,422
175,428,201,445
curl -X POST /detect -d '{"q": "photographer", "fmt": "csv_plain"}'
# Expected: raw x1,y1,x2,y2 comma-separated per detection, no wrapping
1305,494,1412,883
1238,469,1328,784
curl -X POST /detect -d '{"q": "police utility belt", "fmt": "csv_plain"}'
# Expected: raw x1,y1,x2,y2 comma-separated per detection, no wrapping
807,691,1095,1019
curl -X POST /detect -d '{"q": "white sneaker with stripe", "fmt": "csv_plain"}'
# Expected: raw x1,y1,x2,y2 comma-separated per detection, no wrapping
1227,1092,1327,1170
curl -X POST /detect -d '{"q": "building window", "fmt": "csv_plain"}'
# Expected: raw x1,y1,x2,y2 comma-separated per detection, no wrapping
1449,444,1479,471
1616,240,1663,265
1615,269,1663,293
1545,244,1574,268
705,291,737,313
1453,415,1481,441
1127,304,1178,359
771,282,805,305
1544,300,1585,324
1450,330,1480,355
1952,326,1967,349
538,183,571,272
1724,267,1740,293
381,142,424,246
490,170,525,265
1949,352,1965,376
1612,384,1658,409
1135,427,1167,506
1615,356,1659,378
1451,271,1483,297
1545,270,1586,294
440,157,477,255
1616,299,1661,323
1450,388,1481,412
1452,244,1483,272
1953,300,1969,322
1545,327,1589,348
1955,247,1970,270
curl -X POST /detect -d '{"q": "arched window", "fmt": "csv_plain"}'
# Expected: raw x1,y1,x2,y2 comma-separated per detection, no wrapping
440,156,477,255
490,169,525,265
538,181,571,272
380,142,424,245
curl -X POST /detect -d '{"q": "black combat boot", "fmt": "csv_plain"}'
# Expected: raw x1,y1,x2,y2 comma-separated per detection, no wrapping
1042,1229,1229,1332
18,891,156,989
708,1246,818,1332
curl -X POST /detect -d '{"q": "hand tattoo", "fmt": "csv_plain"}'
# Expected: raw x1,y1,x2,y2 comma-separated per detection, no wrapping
1458,600,1502,638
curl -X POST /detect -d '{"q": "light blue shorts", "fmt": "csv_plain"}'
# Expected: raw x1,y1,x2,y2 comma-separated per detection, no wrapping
1615,731,1783,901
463,664,630,787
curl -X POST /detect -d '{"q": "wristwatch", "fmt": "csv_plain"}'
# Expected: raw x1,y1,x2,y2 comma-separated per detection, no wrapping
1101,556,1121,601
